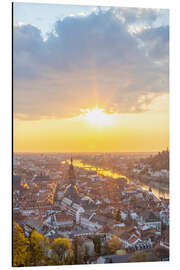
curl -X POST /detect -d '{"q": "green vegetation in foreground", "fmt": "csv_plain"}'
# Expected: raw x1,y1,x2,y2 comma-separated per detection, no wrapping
13,221,167,266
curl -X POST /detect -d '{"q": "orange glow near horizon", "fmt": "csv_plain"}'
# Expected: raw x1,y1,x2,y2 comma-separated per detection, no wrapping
14,107,169,153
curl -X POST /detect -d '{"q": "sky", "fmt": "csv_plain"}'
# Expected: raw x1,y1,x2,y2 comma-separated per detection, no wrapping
13,3,169,152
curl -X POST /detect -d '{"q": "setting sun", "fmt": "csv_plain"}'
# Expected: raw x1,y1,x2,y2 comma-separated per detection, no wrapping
80,107,114,127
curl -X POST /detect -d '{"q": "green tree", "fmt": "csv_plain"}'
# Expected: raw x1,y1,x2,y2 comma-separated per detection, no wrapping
83,245,90,263
125,211,132,225
73,239,79,264
51,238,73,265
13,222,30,267
153,246,169,261
72,238,84,264
130,197,135,204
128,251,148,262
93,236,101,256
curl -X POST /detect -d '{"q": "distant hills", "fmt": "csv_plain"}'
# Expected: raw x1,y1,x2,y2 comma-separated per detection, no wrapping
141,149,169,171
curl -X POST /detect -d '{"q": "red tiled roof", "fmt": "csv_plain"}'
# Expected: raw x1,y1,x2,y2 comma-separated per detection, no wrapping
128,235,139,244
55,214,73,222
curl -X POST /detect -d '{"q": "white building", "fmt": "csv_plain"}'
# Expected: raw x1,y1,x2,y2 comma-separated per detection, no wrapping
80,216,102,232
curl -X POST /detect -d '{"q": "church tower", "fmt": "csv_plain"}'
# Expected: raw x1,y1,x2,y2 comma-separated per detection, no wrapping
64,156,80,203
68,157,76,184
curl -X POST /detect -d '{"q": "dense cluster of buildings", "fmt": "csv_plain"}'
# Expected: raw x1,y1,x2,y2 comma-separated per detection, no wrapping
13,153,169,262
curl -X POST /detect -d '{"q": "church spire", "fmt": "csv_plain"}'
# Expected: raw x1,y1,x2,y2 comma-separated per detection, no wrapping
68,155,75,184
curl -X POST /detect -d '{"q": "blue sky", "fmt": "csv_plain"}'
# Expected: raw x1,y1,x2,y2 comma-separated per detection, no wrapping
14,2,169,39
14,3,99,38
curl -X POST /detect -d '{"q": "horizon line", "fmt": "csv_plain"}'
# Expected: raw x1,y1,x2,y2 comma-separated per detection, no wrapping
13,150,166,154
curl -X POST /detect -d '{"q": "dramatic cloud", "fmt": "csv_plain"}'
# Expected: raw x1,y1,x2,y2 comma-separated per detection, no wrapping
115,7,161,25
13,8,169,120
137,25,169,61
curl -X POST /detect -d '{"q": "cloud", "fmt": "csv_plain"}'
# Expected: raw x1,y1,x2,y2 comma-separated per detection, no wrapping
137,25,169,61
13,8,169,120
115,7,161,25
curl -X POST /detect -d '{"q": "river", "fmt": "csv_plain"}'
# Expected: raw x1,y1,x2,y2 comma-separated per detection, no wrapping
63,159,169,200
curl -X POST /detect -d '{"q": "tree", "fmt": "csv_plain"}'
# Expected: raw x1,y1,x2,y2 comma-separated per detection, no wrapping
93,236,102,256
115,209,123,222
72,238,84,264
153,246,169,260
130,197,135,204
73,239,79,264
128,251,148,262
29,229,50,266
13,222,30,267
105,235,122,254
83,245,90,264
51,238,73,265
125,212,132,225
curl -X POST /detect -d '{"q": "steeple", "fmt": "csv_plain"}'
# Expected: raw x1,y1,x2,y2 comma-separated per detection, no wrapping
64,156,80,203
68,156,75,184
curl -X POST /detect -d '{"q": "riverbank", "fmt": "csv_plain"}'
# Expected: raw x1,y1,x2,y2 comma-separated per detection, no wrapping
63,159,169,200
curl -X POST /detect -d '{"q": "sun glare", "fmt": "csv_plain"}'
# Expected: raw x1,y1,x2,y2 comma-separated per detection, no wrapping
81,107,114,127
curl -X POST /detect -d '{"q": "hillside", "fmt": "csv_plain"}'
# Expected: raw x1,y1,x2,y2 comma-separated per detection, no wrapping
141,149,169,171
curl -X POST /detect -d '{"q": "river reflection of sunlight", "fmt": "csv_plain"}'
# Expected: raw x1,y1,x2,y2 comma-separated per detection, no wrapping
63,159,130,183
62,159,169,199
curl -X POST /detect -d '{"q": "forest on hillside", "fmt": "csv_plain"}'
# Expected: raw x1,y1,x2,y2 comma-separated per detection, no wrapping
141,150,169,171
